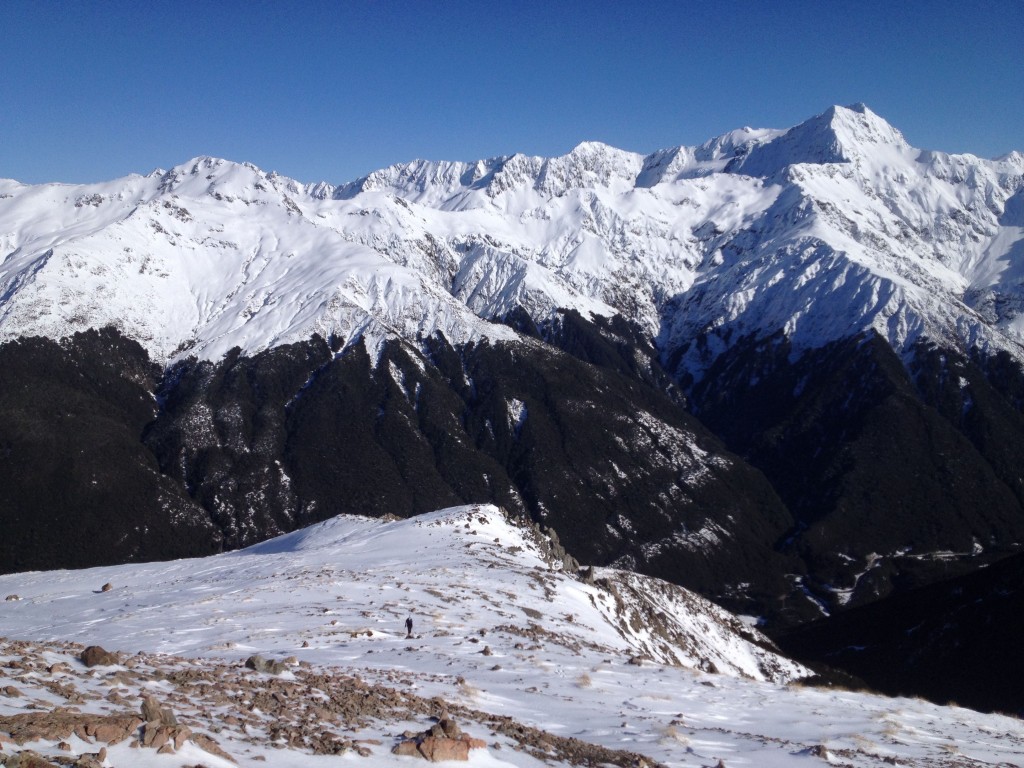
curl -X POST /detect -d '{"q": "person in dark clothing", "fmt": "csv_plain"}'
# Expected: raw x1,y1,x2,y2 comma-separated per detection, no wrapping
405,616,413,638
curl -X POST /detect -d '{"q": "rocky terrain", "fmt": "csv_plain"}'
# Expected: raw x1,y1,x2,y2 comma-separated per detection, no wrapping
0,637,667,768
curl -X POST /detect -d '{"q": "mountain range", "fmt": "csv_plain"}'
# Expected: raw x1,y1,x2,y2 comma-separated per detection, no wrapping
2,104,1023,709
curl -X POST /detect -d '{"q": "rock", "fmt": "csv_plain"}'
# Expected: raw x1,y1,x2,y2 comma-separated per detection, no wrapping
393,740,421,757
391,719,487,762
418,735,470,761
2,686,22,697
174,727,192,750
140,695,177,726
4,594,20,602
1,712,141,746
87,717,143,745
100,583,113,592
139,722,191,753
80,646,118,667
4,751,62,768
70,753,107,768
438,719,462,739
190,732,235,762
244,654,288,675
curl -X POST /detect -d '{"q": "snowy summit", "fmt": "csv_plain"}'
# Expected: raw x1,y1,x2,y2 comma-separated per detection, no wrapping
0,104,1021,377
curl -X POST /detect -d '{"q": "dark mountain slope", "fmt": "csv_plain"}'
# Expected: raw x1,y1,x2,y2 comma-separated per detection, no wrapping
143,323,799,617
688,331,1024,620
0,329,220,572
776,551,1024,715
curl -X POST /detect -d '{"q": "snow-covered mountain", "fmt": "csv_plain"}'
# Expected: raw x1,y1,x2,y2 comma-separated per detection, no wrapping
3,105,1024,704
2,104,1021,374
3,503,1022,768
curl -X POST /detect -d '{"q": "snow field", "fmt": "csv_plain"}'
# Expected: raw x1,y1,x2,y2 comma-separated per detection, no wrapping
1,505,1022,766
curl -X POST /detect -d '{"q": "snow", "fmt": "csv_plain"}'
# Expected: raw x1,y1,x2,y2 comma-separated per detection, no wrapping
2,104,1022,378
1,504,1021,767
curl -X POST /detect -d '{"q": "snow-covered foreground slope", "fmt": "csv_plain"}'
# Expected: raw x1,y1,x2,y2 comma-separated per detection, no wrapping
1,104,1022,375
2,505,1022,767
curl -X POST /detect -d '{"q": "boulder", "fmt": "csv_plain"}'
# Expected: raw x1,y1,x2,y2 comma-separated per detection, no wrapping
80,646,118,667
418,735,470,762
4,751,62,768
391,718,487,762
438,718,462,739
190,732,235,763
81,716,143,745
140,695,177,726
244,654,288,675
393,739,421,757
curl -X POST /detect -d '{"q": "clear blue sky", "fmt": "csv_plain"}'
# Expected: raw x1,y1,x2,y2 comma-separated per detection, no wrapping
2,0,1022,185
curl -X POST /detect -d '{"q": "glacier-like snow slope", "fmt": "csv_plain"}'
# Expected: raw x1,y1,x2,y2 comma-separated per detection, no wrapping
1,104,1021,374
1,505,1022,767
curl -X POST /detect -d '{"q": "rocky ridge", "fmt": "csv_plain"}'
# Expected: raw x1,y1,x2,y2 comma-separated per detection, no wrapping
0,637,667,768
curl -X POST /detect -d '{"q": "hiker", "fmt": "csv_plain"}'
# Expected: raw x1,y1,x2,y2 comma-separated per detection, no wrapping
405,616,413,638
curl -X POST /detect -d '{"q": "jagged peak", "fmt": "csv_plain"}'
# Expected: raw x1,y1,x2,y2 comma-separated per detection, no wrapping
155,156,314,201
998,150,1024,170
533,142,644,196
695,126,783,162
336,142,646,202
177,155,234,174
827,103,909,148
635,145,697,187
569,139,616,154
733,103,909,177
558,140,642,166
560,140,640,164
335,156,509,202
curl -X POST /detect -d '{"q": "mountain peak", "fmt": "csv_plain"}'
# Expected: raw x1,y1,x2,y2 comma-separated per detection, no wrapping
534,141,643,195
827,102,908,148
568,139,617,154
155,155,291,199
734,103,909,177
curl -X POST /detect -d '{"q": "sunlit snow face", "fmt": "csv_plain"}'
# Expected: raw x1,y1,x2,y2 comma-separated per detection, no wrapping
0,104,1022,378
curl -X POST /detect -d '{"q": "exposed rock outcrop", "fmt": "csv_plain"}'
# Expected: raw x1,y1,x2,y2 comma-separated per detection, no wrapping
79,646,118,668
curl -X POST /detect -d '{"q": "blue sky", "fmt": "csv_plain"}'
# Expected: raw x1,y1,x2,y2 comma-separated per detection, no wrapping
2,0,1022,185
